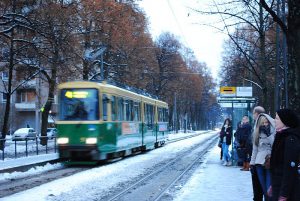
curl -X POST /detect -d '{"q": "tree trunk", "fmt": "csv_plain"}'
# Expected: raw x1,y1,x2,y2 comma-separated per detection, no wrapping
82,59,89,80
0,13,15,150
40,63,57,145
259,1,270,111
287,0,300,113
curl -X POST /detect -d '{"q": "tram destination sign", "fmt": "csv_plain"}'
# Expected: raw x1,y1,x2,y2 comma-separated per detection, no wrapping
217,98,256,103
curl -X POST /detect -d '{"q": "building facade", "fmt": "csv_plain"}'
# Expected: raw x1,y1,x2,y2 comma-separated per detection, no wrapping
0,70,57,135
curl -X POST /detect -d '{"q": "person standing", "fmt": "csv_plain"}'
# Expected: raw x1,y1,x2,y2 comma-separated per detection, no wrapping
236,115,252,171
250,106,265,201
218,131,223,160
220,118,233,166
233,121,242,166
250,114,275,201
268,109,300,201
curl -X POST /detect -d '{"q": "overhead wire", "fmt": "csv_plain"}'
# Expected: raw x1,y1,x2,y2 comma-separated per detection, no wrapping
166,0,191,48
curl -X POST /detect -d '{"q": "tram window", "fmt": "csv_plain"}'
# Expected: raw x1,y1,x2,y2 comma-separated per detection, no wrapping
59,88,99,121
124,100,134,121
129,100,134,121
158,107,163,122
117,97,124,121
133,102,140,121
111,96,117,121
144,104,154,129
144,104,147,123
163,108,169,122
124,100,128,121
102,94,108,121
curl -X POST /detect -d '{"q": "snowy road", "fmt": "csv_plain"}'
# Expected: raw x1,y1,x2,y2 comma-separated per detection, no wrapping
1,131,218,201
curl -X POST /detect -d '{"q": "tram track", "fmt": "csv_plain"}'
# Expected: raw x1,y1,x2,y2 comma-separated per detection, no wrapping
0,166,89,198
167,130,211,143
105,134,218,201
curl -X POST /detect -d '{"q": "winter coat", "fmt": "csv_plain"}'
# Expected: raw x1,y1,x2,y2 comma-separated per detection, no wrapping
235,122,252,161
220,125,232,145
236,122,252,150
250,114,275,166
270,127,300,201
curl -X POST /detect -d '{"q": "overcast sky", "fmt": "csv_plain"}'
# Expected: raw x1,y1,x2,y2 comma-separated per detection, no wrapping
139,0,227,79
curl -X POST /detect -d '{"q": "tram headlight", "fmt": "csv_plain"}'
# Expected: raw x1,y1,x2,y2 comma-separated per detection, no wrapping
86,137,97,144
57,137,69,144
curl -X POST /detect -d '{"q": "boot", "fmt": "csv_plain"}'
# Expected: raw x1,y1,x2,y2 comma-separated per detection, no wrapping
240,162,246,171
245,162,250,171
241,162,250,171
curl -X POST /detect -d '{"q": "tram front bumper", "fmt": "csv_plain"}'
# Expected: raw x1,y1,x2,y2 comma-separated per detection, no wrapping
58,145,99,160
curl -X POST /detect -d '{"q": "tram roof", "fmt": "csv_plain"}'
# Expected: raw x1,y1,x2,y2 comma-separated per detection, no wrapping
58,81,168,107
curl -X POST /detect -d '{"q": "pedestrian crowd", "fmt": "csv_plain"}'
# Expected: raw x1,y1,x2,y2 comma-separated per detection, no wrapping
218,107,300,201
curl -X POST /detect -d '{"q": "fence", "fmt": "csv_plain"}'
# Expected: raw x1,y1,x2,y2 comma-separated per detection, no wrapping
0,136,57,160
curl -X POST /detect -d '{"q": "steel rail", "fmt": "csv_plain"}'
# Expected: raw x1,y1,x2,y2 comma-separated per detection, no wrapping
153,137,217,201
167,130,212,143
107,133,218,201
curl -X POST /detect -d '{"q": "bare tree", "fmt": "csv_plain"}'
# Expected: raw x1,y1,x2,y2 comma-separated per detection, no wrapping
193,0,277,112
32,1,78,145
0,0,38,149
260,0,300,112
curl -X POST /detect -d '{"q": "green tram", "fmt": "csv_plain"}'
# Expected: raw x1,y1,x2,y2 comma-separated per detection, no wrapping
56,81,169,162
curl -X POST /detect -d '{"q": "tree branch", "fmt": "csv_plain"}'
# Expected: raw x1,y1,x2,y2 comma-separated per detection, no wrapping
260,0,287,34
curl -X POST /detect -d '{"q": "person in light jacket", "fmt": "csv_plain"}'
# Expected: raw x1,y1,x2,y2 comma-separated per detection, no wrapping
250,114,275,201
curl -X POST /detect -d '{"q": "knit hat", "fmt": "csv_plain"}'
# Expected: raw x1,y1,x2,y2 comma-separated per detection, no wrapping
276,109,300,128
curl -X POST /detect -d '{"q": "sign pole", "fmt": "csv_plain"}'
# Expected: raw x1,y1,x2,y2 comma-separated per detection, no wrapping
231,101,234,165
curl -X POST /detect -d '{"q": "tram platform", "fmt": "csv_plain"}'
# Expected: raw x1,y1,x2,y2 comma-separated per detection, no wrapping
174,145,253,201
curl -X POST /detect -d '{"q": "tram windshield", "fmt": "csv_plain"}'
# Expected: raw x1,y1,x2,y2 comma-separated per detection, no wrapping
59,88,99,121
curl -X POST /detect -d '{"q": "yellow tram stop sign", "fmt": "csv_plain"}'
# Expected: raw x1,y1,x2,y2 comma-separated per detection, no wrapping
220,86,236,97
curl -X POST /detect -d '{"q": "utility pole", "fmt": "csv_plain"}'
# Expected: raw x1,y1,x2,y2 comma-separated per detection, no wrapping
86,47,106,81
275,0,281,111
281,0,288,108
100,53,104,80
173,92,177,133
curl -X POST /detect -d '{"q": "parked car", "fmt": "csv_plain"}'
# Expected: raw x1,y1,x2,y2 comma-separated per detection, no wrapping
47,128,58,139
12,128,37,141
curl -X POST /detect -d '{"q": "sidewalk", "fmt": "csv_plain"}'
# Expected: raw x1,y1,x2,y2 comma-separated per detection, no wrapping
174,145,253,201
0,153,59,173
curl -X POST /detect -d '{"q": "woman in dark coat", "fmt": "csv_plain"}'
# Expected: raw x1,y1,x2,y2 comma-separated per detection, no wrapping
220,118,233,166
269,109,300,201
236,115,252,171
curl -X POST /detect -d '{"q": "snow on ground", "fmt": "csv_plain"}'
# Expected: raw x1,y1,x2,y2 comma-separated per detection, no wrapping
0,153,61,183
2,131,216,201
1,162,63,182
174,145,253,201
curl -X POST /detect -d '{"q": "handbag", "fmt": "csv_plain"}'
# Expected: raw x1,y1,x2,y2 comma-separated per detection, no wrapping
218,138,222,148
